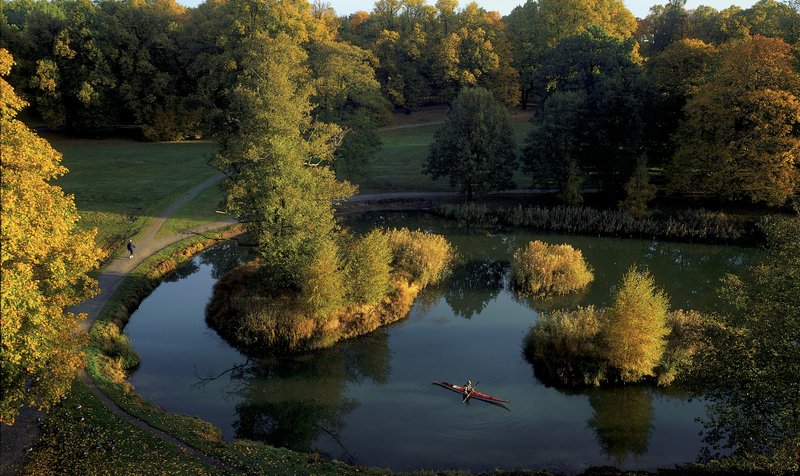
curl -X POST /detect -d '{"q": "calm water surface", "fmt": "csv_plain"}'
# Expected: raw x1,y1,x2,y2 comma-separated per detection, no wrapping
126,213,755,474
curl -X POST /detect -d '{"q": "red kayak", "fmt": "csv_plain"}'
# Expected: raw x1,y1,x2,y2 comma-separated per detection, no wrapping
433,380,511,407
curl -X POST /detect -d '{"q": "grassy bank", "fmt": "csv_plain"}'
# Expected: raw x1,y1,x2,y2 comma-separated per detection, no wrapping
83,226,394,475
22,379,223,476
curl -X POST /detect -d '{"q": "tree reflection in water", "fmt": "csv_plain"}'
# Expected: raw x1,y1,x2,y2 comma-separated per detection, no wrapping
222,331,391,459
163,241,250,282
586,386,655,463
442,258,506,319
199,241,253,279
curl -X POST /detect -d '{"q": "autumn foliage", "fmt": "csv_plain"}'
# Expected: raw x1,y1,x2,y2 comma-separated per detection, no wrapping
0,49,103,425
511,240,594,296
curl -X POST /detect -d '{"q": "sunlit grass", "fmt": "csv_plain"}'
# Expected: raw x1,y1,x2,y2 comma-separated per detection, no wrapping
22,379,221,476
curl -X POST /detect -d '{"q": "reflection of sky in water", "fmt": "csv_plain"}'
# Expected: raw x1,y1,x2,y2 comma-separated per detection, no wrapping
126,213,756,474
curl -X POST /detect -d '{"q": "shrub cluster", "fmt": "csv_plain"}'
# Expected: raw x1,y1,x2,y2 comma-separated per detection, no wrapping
524,266,703,387
510,240,593,296
524,306,606,386
207,228,454,354
385,227,455,287
435,203,754,244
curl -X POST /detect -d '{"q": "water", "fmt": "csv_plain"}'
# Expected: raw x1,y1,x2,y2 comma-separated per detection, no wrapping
126,212,756,474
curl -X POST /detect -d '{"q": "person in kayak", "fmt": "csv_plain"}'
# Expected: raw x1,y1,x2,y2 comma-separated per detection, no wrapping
464,380,474,395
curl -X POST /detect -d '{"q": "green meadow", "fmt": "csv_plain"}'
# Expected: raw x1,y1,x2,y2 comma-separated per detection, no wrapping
339,109,534,192
49,136,217,256
49,109,534,256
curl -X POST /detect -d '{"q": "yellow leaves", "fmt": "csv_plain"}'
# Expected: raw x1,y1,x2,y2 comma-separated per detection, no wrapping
511,240,594,296
601,266,669,383
1,50,104,425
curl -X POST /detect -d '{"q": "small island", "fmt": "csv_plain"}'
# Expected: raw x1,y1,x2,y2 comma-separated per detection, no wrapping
207,228,453,354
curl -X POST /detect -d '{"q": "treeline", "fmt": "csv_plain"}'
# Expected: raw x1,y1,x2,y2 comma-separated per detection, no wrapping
2,0,799,205
0,0,389,172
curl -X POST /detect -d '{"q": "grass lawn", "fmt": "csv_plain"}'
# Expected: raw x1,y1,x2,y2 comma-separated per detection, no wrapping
156,184,227,238
43,107,534,255
23,379,222,476
339,108,535,193
46,134,217,257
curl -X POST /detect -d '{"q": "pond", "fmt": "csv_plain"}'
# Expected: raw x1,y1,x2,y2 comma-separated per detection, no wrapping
125,212,756,474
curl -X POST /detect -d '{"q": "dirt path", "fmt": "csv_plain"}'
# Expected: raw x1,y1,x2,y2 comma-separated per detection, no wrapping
1,173,238,476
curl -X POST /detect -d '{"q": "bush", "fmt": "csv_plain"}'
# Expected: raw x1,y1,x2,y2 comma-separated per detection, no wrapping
386,228,454,287
655,309,704,386
510,241,594,296
90,321,140,372
296,238,346,318
601,266,669,383
524,306,606,386
206,229,453,354
344,230,393,305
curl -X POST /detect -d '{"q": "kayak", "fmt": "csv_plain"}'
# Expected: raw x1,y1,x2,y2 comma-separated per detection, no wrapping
433,380,511,406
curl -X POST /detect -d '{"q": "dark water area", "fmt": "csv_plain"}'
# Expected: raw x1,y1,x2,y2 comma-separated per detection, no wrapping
126,212,756,474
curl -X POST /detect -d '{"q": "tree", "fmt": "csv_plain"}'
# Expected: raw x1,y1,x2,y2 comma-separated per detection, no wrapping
432,3,519,105
505,0,637,106
307,40,389,176
96,0,197,140
601,266,669,383
745,0,800,43
1,49,103,425
364,0,434,110
523,26,652,197
686,214,800,471
639,0,690,55
669,36,800,206
645,38,717,163
424,87,516,201
344,230,393,305
522,89,586,201
618,158,657,217
211,24,355,301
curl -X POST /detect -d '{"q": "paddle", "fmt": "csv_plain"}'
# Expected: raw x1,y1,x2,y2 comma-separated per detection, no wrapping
462,381,479,403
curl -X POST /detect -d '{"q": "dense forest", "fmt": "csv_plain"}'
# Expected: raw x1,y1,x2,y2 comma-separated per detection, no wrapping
1,0,799,207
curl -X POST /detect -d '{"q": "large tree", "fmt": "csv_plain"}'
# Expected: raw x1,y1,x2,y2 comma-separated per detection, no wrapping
601,266,669,383
687,214,800,471
522,26,652,198
209,3,355,314
645,38,717,164
307,40,389,176
1,49,103,425
505,0,637,107
424,87,516,201
432,3,519,105
669,35,800,206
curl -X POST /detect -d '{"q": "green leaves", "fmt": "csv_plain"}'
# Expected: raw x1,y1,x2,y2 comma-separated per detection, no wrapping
687,214,800,469
424,87,517,200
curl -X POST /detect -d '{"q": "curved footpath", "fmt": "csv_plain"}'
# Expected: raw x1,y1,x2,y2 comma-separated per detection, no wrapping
1,173,237,475
1,176,541,475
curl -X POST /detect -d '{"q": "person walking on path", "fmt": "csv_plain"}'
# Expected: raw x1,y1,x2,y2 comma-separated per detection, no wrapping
127,239,135,259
